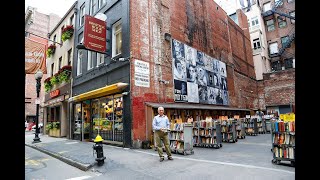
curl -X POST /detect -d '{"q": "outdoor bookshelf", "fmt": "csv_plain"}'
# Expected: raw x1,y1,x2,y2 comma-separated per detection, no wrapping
244,117,258,136
220,119,237,143
169,123,194,155
235,118,246,139
193,118,222,149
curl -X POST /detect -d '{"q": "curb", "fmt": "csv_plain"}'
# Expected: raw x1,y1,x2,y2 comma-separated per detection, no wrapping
25,143,96,171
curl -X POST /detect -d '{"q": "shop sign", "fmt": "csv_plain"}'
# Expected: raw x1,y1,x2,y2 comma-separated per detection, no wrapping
83,15,107,54
50,89,60,98
134,59,150,87
44,95,65,106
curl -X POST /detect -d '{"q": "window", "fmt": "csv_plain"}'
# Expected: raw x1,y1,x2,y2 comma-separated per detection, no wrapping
289,11,295,24
69,14,74,25
90,0,98,15
77,50,83,76
281,36,290,48
59,57,62,70
98,0,106,8
284,58,293,69
87,51,95,70
60,25,64,45
253,38,261,49
278,16,287,28
251,16,259,26
53,34,57,44
80,4,85,26
68,48,72,66
266,19,275,31
271,61,282,71
112,20,122,57
269,42,279,55
97,53,105,66
51,63,54,76
263,2,271,12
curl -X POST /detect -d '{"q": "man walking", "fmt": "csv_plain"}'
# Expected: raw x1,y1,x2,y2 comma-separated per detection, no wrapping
152,107,174,162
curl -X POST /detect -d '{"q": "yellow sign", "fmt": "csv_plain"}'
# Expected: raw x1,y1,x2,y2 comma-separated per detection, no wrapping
280,113,295,122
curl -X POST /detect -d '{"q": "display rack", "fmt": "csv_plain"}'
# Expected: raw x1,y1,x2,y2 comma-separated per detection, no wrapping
220,119,237,143
235,118,246,139
193,118,222,149
264,115,272,133
271,120,295,166
257,118,266,134
169,123,194,155
244,117,258,136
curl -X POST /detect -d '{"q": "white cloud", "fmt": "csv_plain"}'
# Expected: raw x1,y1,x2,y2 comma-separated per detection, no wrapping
25,0,76,17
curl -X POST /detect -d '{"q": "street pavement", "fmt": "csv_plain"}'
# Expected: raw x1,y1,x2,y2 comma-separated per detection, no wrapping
25,132,295,179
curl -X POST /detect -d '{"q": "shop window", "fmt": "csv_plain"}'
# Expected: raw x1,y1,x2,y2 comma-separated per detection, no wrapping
263,2,271,12
79,4,85,26
278,16,287,28
269,42,279,55
284,58,294,69
289,11,295,24
266,19,275,31
281,36,290,48
253,38,261,49
112,20,122,57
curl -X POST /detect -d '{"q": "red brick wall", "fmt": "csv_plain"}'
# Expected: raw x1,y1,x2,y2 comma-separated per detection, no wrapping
262,69,295,107
130,0,258,142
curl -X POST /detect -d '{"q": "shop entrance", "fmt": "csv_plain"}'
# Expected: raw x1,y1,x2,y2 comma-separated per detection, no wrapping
72,101,91,141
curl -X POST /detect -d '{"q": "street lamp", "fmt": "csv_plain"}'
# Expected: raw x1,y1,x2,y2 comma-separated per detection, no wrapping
33,70,43,143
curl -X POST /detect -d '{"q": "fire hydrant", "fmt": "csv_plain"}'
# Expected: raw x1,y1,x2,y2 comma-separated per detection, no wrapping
93,134,106,166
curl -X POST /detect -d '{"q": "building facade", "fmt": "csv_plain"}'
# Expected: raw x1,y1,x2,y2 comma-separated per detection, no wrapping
25,6,61,125
43,2,77,138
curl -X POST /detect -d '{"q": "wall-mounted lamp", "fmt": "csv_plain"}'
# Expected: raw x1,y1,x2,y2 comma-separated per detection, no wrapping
122,91,130,96
164,33,171,41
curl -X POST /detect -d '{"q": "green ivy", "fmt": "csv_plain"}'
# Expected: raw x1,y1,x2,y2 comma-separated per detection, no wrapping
50,76,59,85
61,30,73,42
44,82,52,92
58,70,71,83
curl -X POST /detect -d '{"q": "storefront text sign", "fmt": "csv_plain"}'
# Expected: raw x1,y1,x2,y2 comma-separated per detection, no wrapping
134,59,150,87
50,89,60,98
83,15,107,54
44,95,65,106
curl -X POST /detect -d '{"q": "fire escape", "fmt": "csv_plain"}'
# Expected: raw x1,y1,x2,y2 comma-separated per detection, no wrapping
262,0,295,60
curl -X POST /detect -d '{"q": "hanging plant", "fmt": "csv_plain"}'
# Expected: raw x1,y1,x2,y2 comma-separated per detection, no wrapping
46,44,56,58
61,25,74,42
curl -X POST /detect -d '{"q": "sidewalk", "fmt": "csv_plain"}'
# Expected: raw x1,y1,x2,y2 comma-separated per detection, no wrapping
25,132,295,179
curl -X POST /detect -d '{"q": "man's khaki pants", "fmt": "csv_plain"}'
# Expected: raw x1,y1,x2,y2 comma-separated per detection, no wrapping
154,130,172,158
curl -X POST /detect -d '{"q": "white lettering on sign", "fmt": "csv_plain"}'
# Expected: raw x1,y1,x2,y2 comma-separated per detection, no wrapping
134,59,150,87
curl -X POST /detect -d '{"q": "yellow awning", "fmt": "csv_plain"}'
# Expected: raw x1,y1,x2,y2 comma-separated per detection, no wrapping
68,82,129,102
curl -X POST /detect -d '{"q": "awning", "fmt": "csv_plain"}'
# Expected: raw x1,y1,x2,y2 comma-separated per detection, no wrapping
145,102,250,111
68,82,129,103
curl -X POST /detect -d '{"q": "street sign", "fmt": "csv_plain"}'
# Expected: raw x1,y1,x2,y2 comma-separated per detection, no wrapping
35,98,40,105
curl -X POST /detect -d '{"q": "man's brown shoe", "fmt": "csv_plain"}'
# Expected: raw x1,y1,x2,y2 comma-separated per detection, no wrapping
168,156,173,160
159,157,164,162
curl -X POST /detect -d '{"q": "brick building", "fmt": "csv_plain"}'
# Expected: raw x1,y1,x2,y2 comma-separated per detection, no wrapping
25,6,61,125
68,0,262,148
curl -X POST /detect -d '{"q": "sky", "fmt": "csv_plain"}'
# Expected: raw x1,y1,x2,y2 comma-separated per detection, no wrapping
25,0,77,17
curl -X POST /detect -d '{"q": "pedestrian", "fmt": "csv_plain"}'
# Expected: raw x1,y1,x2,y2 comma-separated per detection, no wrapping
152,107,173,162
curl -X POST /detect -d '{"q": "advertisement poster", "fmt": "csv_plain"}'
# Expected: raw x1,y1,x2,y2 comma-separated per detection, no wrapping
172,39,229,105
25,38,47,74
134,59,150,87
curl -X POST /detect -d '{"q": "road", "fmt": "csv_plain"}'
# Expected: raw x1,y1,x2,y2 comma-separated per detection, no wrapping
25,146,100,180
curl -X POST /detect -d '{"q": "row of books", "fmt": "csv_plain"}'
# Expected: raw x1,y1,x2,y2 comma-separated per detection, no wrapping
169,132,184,141
273,147,295,159
222,133,234,140
193,120,218,128
170,123,184,131
272,133,295,145
221,125,233,133
272,121,295,132
246,128,256,133
198,129,217,137
193,136,219,145
170,141,184,150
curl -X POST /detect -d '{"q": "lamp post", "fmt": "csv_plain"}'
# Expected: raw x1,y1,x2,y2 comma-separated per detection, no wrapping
33,70,43,143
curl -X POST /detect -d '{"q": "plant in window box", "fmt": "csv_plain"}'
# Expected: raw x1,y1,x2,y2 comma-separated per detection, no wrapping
57,65,72,83
46,44,56,58
61,25,74,42
44,77,52,92
50,73,59,85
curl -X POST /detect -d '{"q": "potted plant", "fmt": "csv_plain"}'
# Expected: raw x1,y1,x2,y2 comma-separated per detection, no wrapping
44,77,52,92
46,44,56,58
45,122,53,135
57,65,72,83
61,25,74,42
52,122,60,137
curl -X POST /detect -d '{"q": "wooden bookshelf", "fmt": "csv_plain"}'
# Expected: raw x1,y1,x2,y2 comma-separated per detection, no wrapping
220,119,237,143
193,118,222,149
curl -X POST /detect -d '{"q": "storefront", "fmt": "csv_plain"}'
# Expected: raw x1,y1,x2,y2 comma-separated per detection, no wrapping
68,82,129,145
43,83,71,138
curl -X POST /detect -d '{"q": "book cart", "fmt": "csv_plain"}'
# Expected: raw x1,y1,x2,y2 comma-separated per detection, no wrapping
169,123,194,155
193,117,222,149
264,115,272,133
257,118,266,134
220,119,237,143
271,120,295,166
244,117,258,136
235,118,246,139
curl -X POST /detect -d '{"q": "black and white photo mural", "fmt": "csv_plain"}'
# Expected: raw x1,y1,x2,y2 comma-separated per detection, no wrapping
172,39,229,105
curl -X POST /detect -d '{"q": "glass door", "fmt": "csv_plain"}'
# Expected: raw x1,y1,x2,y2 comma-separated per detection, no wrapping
73,103,82,140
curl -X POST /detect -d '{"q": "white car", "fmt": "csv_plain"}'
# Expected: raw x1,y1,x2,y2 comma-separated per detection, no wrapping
32,123,43,131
